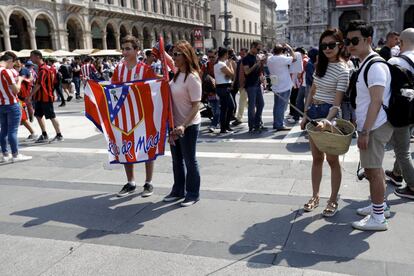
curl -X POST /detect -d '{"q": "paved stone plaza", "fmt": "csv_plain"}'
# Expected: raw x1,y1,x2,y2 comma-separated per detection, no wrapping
1,93,413,276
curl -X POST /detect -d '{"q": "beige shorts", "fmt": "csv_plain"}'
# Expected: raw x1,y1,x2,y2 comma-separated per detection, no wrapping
360,122,393,169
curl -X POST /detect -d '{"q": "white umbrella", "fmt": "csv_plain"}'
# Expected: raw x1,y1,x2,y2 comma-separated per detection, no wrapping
18,49,53,58
89,49,122,56
73,49,99,55
52,50,80,57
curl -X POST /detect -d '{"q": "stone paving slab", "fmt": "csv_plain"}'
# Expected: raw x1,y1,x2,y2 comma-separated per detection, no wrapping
0,234,79,276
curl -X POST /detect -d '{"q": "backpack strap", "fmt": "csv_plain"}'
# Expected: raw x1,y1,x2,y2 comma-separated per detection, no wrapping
399,55,414,71
363,57,387,87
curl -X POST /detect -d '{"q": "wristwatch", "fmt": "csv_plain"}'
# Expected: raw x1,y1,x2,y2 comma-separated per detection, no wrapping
358,129,369,136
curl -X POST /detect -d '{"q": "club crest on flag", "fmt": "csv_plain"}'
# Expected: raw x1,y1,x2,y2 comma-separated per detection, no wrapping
104,84,144,135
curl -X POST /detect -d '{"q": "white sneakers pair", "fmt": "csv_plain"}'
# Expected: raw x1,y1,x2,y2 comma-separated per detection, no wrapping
0,154,32,163
352,205,390,231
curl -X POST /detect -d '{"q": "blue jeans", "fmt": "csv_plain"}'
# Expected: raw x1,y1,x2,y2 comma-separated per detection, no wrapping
208,98,220,128
307,103,332,120
73,76,81,97
273,90,291,128
170,124,200,200
295,86,307,120
246,85,264,130
0,103,22,155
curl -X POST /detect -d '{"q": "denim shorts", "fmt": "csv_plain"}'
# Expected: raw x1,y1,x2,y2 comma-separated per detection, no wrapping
307,103,332,120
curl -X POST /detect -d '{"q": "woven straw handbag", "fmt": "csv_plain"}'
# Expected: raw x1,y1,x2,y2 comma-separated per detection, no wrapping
306,119,355,156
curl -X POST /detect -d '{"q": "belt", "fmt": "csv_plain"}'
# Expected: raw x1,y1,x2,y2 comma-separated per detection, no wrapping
312,99,326,105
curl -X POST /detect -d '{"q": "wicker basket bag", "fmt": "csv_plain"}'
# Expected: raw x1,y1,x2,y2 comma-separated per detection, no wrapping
306,119,355,156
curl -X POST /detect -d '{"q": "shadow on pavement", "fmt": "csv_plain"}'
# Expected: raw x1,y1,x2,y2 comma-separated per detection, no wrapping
230,206,375,269
10,192,180,240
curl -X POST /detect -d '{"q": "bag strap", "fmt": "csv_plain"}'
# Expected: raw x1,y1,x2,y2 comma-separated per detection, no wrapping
399,55,414,71
362,56,387,87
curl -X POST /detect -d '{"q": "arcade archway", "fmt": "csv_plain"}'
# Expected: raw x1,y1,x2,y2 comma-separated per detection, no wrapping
339,11,361,33
9,12,31,50
404,6,414,29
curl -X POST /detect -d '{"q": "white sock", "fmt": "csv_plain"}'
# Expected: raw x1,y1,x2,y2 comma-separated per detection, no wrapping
372,202,385,221
128,181,136,186
145,181,152,185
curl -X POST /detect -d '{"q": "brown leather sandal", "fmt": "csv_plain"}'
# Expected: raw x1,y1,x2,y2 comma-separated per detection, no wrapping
322,201,338,217
304,196,319,212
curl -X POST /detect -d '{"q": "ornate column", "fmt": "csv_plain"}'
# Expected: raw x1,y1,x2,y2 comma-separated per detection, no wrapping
27,27,37,50
102,31,108,49
83,31,93,49
115,32,121,49
3,25,12,51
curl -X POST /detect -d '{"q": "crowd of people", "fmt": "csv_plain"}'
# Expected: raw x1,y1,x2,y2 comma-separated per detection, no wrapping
0,20,413,231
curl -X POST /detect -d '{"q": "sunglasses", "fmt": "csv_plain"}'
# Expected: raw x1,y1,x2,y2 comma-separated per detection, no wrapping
173,52,183,57
319,42,340,50
344,37,362,46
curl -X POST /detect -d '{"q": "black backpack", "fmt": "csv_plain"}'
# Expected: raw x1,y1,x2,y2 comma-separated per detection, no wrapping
347,54,414,127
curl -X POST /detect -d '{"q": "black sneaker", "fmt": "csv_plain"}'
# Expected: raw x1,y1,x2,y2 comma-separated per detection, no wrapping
232,120,242,126
67,96,73,102
142,183,154,197
117,183,136,197
180,197,199,207
58,102,66,107
35,134,49,143
51,135,64,142
163,193,184,202
394,186,414,200
385,170,403,186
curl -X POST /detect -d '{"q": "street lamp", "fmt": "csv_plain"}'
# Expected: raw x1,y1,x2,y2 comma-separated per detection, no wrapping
220,0,232,47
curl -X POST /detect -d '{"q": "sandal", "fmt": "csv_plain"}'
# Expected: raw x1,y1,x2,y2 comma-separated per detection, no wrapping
304,196,319,212
322,201,338,217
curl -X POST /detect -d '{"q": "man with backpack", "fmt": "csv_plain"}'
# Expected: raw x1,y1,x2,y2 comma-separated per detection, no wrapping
386,28,414,200
30,50,63,143
345,20,393,231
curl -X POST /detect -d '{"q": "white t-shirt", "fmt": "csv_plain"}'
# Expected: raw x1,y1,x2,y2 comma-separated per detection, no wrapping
267,55,293,93
289,52,303,73
214,61,232,85
169,72,202,126
388,50,414,73
355,53,391,131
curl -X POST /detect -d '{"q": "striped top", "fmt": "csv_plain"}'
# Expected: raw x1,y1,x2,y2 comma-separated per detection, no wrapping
313,62,349,104
34,63,55,103
81,63,96,80
112,61,156,83
0,67,18,105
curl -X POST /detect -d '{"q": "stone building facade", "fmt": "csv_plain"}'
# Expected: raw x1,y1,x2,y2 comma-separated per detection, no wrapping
0,0,212,51
261,0,277,50
287,0,414,48
210,0,262,51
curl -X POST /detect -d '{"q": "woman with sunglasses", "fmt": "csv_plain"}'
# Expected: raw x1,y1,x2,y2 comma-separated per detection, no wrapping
300,28,350,217
164,40,202,207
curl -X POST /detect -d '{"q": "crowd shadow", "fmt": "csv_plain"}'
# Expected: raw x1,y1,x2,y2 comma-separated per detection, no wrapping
229,204,376,269
10,192,181,240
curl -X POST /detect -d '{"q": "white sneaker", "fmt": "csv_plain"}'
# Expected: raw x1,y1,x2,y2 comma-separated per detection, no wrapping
0,155,11,163
12,154,32,163
352,215,388,231
357,205,391,218
287,118,297,124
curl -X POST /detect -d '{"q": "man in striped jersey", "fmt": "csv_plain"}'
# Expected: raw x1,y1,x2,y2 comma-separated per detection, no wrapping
30,50,63,143
112,35,158,198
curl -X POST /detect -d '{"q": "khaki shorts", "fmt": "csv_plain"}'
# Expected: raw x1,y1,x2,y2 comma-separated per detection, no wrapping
360,122,393,169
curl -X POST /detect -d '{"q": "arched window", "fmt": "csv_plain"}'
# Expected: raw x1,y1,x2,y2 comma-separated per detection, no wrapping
170,2,174,16
161,0,166,14
184,5,188,18
142,0,148,11
132,0,137,9
120,0,126,7
177,4,181,17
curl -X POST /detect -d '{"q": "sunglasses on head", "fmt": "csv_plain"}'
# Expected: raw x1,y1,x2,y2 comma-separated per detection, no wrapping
173,52,183,57
344,37,362,46
319,42,340,50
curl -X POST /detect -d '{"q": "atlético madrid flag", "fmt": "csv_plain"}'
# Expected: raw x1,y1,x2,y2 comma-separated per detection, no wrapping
84,79,171,164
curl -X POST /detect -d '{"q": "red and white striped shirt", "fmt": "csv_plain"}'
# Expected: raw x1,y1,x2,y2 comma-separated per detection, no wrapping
111,61,156,83
81,63,96,80
0,67,18,105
